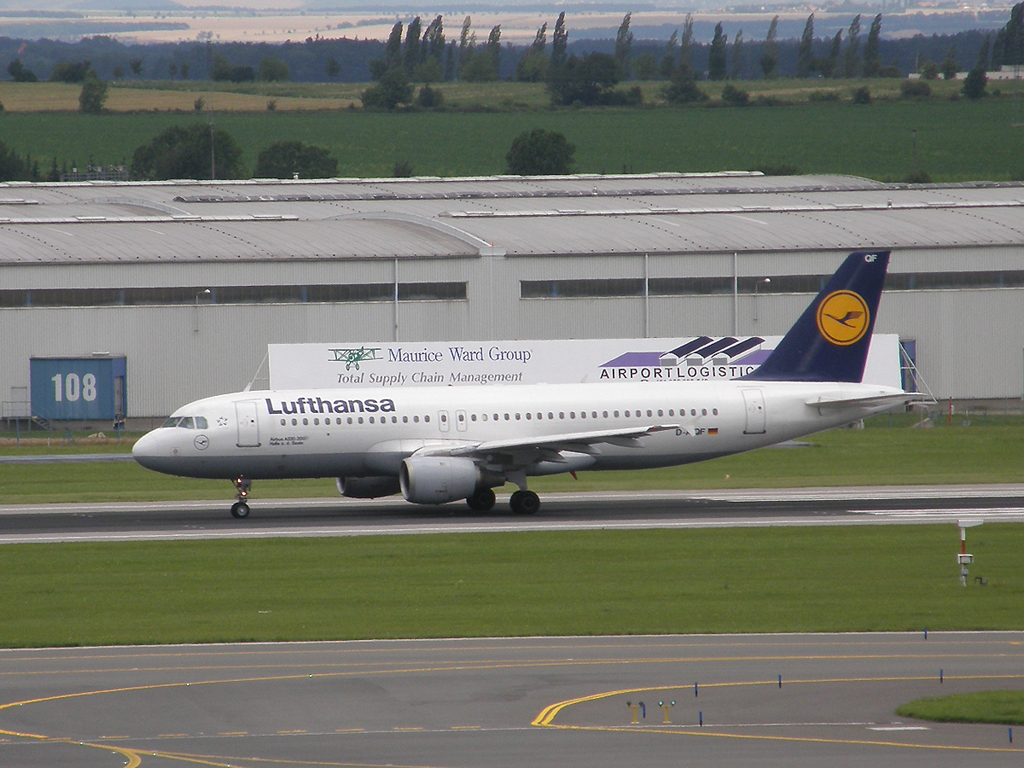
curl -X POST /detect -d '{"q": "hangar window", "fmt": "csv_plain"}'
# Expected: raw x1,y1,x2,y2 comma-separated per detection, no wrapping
1,282,467,308
519,271,1024,300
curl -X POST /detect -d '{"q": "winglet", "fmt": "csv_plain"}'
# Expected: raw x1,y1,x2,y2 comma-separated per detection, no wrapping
743,250,891,383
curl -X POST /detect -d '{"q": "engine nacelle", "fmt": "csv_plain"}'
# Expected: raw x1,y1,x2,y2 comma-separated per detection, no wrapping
399,456,481,505
336,476,401,499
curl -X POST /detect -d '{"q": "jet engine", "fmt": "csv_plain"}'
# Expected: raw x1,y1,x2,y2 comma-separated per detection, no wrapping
399,456,481,505
336,476,401,499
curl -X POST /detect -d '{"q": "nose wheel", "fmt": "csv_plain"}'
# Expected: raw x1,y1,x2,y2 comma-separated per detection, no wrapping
231,476,252,519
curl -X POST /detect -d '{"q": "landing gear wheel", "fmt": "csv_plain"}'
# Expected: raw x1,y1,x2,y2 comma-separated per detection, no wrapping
510,489,540,515
466,487,497,512
230,501,250,519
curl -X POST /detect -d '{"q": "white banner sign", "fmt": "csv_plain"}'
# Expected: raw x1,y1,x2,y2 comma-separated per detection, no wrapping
269,335,902,390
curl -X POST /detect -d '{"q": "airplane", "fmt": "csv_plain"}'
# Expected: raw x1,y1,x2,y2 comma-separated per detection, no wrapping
133,250,922,518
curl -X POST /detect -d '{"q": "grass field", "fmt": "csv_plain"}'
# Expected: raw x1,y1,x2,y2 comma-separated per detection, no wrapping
0,524,1020,647
3,420,1024,504
897,691,1024,725
0,82,1021,180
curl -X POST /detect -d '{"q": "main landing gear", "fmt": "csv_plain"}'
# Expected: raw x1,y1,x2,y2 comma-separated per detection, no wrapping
464,487,541,515
510,489,540,515
231,476,251,519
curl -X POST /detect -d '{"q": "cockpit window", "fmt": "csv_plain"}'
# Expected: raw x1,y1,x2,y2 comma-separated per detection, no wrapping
162,416,205,429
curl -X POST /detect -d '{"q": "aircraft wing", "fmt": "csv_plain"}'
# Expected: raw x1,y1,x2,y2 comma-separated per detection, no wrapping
411,424,679,462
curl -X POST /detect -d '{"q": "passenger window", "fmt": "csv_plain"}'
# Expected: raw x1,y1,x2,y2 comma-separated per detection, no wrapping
614,410,620,418
347,417,353,425
292,418,298,426
548,412,554,420
526,413,531,420
280,419,286,426
413,415,419,423
358,417,364,424
669,409,674,416
471,414,477,422
425,415,431,423
702,409,708,416
504,413,510,421
580,411,586,419
303,418,309,426
657,410,663,417
559,412,565,419
691,409,697,416
515,413,521,420
625,410,631,418
403,416,409,423
570,412,576,419
713,408,719,416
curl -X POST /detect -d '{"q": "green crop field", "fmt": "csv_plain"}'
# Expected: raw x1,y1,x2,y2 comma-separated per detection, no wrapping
0,89,1021,181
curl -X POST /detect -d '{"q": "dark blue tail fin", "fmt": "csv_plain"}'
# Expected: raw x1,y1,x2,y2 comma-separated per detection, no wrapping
743,250,890,382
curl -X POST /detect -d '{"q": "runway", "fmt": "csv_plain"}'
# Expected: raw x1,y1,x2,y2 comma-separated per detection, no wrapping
1,633,1022,768
1,484,1023,543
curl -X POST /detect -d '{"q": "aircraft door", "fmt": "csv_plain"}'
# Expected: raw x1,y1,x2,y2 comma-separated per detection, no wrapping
438,410,450,433
235,401,261,447
742,389,766,435
456,410,468,432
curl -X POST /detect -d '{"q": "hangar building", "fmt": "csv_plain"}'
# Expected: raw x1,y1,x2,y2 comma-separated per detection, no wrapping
1,172,1022,422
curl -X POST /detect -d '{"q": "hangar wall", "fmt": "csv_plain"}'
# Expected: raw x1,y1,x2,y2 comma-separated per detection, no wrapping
1,175,1022,420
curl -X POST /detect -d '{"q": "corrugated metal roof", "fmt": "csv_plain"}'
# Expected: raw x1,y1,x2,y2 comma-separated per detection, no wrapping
0,174,1021,265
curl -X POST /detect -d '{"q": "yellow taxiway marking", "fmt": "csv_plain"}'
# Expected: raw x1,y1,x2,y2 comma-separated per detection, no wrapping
534,673,1024,754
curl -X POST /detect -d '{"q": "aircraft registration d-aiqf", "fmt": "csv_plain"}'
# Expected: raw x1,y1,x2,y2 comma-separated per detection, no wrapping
133,250,921,518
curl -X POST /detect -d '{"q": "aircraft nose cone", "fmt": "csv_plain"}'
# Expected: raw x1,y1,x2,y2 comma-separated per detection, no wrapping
132,429,171,472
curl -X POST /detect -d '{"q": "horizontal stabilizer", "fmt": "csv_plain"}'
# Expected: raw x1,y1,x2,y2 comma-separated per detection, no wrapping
807,391,932,411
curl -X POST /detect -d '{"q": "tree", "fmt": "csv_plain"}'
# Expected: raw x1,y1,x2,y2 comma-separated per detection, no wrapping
516,22,549,82
721,83,749,105
614,12,633,80
797,14,815,78
821,31,842,78
129,58,143,77
963,37,990,99
458,16,473,77
760,16,779,79
360,66,413,109
78,71,108,113
7,59,38,82
258,57,289,82
919,60,939,79
963,65,987,98
0,140,30,181
551,12,568,74
633,53,658,81
680,14,695,67
730,30,745,80
131,124,243,180
423,15,446,67
403,16,422,75
1000,3,1024,69
547,52,618,105
708,23,728,81
50,60,92,83
863,14,883,77
505,128,574,175
254,140,337,179
325,57,340,78
843,15,861,78
660,29,678,79
385,21,403,71
940,48,959,79
661,62,708,104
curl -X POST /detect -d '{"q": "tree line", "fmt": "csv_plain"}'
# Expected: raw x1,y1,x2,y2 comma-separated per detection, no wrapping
2,5,1022,88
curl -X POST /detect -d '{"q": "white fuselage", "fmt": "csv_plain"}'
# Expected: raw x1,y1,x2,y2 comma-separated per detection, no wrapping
132,378,904,482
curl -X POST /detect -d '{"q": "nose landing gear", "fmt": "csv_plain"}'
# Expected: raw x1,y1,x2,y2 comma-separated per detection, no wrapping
231,476,251,519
